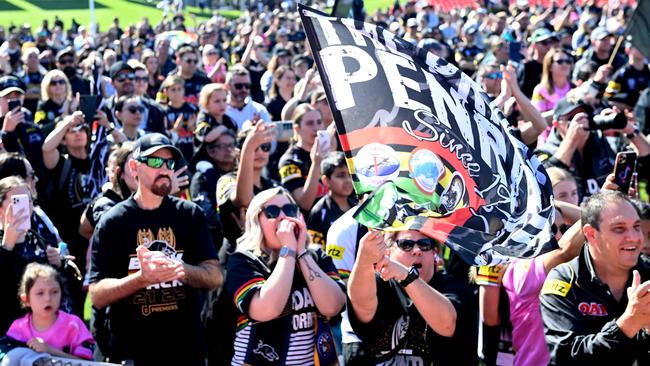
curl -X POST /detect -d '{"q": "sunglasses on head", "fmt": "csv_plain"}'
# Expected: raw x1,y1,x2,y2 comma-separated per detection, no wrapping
137,156,176,170
50,79,66,86
115,73,135,82
233,83,251,90
551,223,570,236
257,143,271,152
126,105,145,114
262,203,299,218
395,238,435,252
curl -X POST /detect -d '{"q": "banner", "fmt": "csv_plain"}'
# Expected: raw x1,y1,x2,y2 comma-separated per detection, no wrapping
299,5,556,265
626,0,650,60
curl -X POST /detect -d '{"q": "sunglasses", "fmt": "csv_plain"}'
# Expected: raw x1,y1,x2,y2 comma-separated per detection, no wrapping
554,59,572,65
134,76,148,83
257,143,271,152
184,58,198,64
262,203,299,218
207,142,235,150
50,79,66,86
233,83,251,90
126,105,145,114
137,156,176,170
115,73,135,82
482,72,502,80
58,58,74,65
551,223,570,236
395,238,435,252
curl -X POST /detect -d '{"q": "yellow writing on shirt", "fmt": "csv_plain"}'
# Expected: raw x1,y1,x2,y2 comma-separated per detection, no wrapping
280,164,302,182
541,279,571,297
475,265,504,286
216,175,237,202
309,229,324,246
326,244,345,260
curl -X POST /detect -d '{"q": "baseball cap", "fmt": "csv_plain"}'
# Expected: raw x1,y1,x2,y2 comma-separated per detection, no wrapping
310,88,327,104
553,98,592,120
591,27,612,42
418,38,443,53
462,23,479,36
406,18,418,28
109,61,135,79
0,75,25,97
56,47,75,62
133,133,182,161
530,28,558,43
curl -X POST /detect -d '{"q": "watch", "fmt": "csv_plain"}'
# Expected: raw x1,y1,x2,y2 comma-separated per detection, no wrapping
279,246,296,258
399,266,420,288
105,123,115,134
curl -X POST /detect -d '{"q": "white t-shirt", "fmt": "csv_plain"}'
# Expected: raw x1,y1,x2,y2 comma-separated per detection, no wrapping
226,98,271,130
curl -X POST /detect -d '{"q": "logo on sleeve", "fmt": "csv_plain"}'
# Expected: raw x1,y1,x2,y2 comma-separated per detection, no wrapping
578,302,608,316
541,279,571,297
326,244,345,260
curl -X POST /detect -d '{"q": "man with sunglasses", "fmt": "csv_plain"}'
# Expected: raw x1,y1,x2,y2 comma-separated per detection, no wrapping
521,28,558,98
170,45,210,105
55,47,91,96
347,229,476,365
225,66,271,130
89,133,221,366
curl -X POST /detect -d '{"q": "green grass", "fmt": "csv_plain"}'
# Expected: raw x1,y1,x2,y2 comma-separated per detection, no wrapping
364,0,394,14
0,0,236,30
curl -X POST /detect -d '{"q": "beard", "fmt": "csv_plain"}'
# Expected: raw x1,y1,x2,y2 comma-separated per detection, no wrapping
151,176,172,197
62,66,77,78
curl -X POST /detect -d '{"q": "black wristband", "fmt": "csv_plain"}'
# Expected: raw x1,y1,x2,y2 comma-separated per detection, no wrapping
399,266,420,287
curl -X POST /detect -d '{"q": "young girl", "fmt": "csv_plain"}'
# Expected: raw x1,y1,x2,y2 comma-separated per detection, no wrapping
159,75,198,162
6,263,95,360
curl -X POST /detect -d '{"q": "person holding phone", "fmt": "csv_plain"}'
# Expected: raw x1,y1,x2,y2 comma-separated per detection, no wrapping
225,187,345,365
278,103,329,212
0,176,69,335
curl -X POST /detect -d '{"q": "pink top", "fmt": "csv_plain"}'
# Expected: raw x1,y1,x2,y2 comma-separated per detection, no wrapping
532,82,571,113
502,257,549,366
7,311,95,360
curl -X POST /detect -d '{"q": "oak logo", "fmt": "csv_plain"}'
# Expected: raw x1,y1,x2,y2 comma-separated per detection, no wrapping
578,302,608,316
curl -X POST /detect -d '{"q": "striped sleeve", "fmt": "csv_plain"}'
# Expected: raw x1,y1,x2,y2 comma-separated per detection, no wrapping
226,252,269,316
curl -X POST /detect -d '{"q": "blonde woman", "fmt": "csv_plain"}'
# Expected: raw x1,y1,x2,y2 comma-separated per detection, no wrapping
225,186,345,366
34,70,78,136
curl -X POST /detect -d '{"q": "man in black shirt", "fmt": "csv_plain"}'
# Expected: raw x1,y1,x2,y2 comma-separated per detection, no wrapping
55,47,91,95
573,27,627,84
89,133,222,366
541,190,650,365
606,39,650,109
169,45,210,105
521,28,558,98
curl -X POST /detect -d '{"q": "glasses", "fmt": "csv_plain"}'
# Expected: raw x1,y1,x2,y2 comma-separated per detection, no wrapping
134,76,148,83
257,143,271,152
50,79,66,86
395,238,435,252
126,105,145,114
207,142,235,150
554,59,572,65
137,156,175,170
233,83,251,90
262,203,299,218
551,223,570,236
58,58,74,65
115,73,135,82
183,58,198,64
482,72,502,80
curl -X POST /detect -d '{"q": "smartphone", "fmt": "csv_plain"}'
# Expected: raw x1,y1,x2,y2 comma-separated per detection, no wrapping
11,194,30,232
613,151,637,194
317,130,330,154
7,99,21,112
273,121,294,142
78,95,101,124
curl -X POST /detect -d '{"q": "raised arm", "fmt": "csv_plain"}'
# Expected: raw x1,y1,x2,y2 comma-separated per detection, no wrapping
42,112,84,169
347,231,385,324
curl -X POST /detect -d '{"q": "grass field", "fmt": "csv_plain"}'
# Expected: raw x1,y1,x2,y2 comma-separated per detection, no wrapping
0,0,395,31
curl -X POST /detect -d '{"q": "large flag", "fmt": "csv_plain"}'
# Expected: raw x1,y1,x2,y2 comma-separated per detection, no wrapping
299,5,556,265
626,0,650,60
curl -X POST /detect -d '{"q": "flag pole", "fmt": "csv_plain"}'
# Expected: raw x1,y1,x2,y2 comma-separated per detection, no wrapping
607,35,625,66
89,0,96,38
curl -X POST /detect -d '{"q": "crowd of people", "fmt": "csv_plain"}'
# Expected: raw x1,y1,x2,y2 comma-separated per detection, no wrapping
0,0,649,365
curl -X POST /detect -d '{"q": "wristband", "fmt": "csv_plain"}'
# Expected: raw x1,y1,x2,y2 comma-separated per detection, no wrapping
105,123,115,134
399,266,420,287
297,249,310,260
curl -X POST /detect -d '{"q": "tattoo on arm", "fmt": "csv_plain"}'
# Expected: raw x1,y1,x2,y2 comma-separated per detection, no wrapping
306,262,322,282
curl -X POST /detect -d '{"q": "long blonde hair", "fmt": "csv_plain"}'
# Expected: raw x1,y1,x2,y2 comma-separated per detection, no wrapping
236,187,303,257
41,70,72,102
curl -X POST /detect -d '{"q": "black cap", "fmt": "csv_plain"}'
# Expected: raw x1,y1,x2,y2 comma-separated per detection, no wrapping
109,61,135,79
0,75,25,97
55,46,75,62
553,98,591,120
133,133,182,161
274,48,291,57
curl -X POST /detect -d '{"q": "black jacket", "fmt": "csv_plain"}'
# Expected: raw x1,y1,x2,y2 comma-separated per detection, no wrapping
540,246,650,365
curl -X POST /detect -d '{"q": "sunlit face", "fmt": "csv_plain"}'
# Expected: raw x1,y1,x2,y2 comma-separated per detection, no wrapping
145,57,159,74
132,149,174,197
166,83,185,105
48,76,68,97
551,52,572,77
324,166,353,198
0,92,24,116
389,230,437,283
207,90,228,117
641,219,650,256
259,194,302,251
134,69,148,96
24,276,61,318
553,180,579,206
277,69,297,91
587,199,643,272
206,134,235,166
63,126,88,149
295,110,323,147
